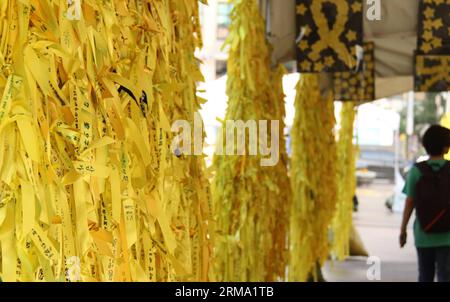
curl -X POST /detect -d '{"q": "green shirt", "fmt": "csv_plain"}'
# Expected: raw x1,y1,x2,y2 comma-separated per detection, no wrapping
402,159,450,248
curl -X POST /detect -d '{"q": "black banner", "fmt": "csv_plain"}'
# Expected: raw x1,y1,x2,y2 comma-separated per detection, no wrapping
417,0,450,55
414,54,450,92
0,282,446,300
295,0,363,73
333,42,375,102
415,0,450,92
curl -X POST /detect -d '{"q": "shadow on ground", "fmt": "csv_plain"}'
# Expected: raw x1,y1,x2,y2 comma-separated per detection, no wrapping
323,180,418,282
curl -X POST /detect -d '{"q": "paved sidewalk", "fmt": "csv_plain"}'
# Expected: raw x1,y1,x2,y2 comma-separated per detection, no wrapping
323,180,418,282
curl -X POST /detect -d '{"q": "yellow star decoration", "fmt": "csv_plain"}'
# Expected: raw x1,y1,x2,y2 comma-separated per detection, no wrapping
298,40,309,51
351,2,362,13
433,18,443,29
424,19,433,30
296,4,308,15
346,30,357,42
314,62,324,72
424,7,435,19
432,38,442,49
421,43,433,53
300,61,312,71
423,30,433,41
309,51,321,62
325,56,335,67
342,81,349,88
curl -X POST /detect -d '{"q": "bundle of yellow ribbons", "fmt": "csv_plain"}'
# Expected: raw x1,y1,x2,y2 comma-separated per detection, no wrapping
289,74,338,281
0,0,212,282
331,102,357,260
212,0,291,282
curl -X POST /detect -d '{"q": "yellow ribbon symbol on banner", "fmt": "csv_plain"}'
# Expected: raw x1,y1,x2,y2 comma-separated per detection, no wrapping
309,0,355,69
417,56,450,91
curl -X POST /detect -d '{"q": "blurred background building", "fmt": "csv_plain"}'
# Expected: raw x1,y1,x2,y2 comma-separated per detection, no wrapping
198,0,232,81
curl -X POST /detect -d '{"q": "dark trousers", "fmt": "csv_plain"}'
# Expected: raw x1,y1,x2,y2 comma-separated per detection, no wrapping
417,247,450,282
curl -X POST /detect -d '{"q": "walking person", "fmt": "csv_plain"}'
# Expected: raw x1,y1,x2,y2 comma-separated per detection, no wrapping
400,125,450,282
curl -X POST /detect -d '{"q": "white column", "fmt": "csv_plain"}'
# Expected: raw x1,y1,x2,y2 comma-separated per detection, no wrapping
406,91,415,136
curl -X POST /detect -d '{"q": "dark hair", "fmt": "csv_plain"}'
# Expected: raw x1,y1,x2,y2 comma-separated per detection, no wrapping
422,125,450,156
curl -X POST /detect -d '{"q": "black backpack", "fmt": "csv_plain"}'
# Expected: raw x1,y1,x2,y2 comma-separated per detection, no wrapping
415,161,450,233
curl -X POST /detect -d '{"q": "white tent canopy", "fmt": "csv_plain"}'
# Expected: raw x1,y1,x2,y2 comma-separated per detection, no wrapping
264,0,420,99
